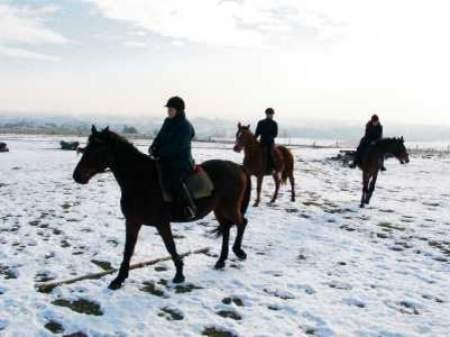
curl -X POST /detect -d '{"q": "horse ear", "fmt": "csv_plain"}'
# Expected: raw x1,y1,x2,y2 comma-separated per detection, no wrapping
104,126,110,132
247,124,250,129
91,125,98,134
401,136,404,143
238,122,241,128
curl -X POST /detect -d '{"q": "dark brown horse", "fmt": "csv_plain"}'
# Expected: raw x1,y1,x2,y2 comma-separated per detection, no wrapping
357,137,409,208
233,123,295,206
73,126,251,290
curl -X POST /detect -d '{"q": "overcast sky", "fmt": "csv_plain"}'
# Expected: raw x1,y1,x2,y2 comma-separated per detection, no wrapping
0,0,449,126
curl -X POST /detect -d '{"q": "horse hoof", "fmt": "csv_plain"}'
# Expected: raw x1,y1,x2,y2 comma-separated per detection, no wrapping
108,280,123,290
253,202,259,207
214,260,226,270
233,248,247,260
172,274,185,284
360,204,364,208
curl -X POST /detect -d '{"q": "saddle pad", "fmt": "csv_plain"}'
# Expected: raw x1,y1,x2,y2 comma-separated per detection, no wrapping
161,166,214,203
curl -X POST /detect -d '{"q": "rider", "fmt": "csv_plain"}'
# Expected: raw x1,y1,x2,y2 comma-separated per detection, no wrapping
350,114,386,170
255,107,278,172
149,96,197,219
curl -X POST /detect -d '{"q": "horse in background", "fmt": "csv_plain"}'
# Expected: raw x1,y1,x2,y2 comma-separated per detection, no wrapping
73,126,251,290
234,123,295,207
358,137,409,208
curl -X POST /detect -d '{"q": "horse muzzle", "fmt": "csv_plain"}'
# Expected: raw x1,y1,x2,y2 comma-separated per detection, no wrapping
73,170,93,184
233,145,242,153
400,157,410,164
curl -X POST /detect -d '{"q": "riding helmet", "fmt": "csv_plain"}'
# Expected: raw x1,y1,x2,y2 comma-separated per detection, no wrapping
371,114,379,122
265,107,275,115
165,96,185,112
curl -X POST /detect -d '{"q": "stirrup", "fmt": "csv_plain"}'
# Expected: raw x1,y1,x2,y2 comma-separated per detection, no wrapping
184,206,196,220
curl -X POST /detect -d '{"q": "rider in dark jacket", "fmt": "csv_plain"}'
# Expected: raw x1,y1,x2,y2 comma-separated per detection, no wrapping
351,114,385,170
149,96,197,218
255,107,278,172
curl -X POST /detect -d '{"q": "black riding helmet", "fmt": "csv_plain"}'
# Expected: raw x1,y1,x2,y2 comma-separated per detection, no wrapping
165,96,185,112
265,107,275,115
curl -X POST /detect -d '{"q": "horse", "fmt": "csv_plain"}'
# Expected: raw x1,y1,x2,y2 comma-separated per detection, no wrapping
73,126,251,290
233,123,295,207
357,137,409,208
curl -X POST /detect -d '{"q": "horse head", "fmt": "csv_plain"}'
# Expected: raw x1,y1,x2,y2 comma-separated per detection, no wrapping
73,125,114,184
389,137,410,164
233,122,252,153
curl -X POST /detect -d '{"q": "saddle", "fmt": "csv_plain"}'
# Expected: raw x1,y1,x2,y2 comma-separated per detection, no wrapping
158,165,214,203
260,144,278,174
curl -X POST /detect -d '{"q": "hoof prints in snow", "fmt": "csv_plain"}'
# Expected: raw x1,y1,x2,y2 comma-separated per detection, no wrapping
0,265,17,279
158,307,184,321
62,332,88,337
202,327,238,337
140,280,202,297
264,288,295,300
45,320,65,334
216,310,242,320
155,265,169,272
52,298,103,316
174,283,203,294
385,300,421,315
343,298,367,308
327,282,352,291
34,271,56,282
140,281,167,298
222,296,244,307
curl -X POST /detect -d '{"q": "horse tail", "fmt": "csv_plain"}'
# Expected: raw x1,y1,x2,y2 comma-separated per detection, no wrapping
279,146,294,184
212,222,228,238
241,168,251,217
211,165,251,238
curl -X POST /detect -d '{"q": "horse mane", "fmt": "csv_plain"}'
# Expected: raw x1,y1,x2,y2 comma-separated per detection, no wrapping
375,138,401,146
373,138,404,154
98,130,153,163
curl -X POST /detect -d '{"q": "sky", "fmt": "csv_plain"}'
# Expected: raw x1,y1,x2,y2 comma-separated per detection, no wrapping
0,0,449,126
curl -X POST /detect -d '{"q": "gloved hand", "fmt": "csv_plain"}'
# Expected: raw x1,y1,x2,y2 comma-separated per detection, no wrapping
149,145,159,158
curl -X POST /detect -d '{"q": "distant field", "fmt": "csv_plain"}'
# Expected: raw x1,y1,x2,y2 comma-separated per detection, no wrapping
1,133,449,151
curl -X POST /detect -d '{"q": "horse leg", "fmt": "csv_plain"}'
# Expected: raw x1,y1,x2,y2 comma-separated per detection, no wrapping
254,175,263,207
109,220,142,290
270,173,281,203
360,172,369,208
367,171,378,204
232,216,248,260
157,223,185,283
289,174,296,202
214,217,232,269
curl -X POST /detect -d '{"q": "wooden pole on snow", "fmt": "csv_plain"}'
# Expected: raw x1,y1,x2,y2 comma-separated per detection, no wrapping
36,247,210,293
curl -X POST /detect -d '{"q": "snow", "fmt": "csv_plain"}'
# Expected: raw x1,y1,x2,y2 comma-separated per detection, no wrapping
0,135,449,337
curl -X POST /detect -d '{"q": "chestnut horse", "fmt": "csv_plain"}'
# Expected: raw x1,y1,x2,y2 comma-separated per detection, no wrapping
357,137,409,208
73,126,251,290
234,123,295,206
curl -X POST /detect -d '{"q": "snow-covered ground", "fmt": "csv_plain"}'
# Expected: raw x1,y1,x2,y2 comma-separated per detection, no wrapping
0,136,449,337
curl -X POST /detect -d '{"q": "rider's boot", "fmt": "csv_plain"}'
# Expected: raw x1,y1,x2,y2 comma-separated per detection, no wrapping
181,183,197,220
